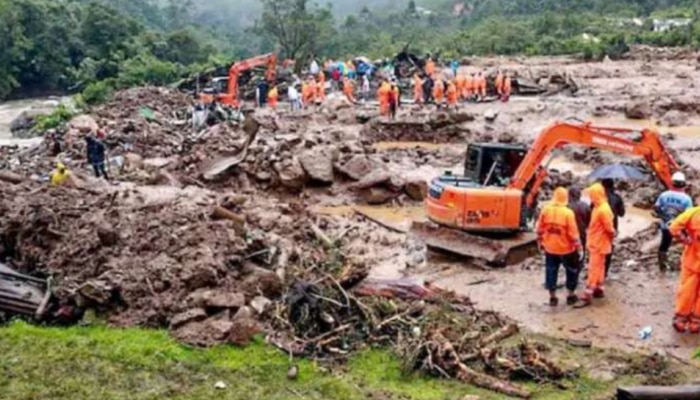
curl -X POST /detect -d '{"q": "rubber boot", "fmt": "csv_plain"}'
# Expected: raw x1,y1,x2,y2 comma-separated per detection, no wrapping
658,251,668,273
689,316,700,334
673,314,689,333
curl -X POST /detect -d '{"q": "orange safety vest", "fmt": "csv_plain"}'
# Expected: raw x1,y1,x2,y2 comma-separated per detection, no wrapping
670,207,700,273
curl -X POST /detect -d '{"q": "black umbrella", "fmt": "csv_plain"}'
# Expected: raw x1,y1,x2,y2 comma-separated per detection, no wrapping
587,163,647,181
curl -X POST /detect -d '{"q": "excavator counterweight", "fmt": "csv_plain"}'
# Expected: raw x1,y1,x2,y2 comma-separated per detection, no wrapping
414,121,680,266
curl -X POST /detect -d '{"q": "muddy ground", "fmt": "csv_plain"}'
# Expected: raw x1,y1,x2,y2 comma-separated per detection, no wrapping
2,48,700,394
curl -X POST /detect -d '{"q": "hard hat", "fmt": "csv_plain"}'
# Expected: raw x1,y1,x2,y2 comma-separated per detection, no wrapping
672,171,686,183
56,162,66,171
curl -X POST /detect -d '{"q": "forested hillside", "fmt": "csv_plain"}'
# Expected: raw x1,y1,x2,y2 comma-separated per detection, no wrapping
0,0,698,101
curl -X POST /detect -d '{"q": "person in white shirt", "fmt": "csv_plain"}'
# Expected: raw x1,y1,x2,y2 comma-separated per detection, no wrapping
361,75,370,103
288,85,301,111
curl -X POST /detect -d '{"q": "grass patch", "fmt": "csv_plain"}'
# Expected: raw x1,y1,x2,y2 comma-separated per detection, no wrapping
0,321,693,400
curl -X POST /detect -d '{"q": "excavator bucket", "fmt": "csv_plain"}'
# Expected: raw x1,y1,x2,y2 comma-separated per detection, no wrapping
410,221,539,267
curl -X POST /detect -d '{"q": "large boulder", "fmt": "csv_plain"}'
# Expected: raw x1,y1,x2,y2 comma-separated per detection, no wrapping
660,110,688,127
299,147,335,184
336,155,383,181
358,187,400,205
404,179,428,201
69,114,99,132
624,102,652,120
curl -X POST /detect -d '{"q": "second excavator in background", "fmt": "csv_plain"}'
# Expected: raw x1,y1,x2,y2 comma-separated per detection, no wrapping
412,121,680,266
199,53,277,107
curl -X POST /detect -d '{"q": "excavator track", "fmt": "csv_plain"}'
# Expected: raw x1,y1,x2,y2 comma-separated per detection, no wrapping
410,221,539,267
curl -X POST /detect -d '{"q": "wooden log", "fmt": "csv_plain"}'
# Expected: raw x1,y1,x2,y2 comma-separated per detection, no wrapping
211,206,246,234
479,323,519,347
309,222,333,248
617,386,700,400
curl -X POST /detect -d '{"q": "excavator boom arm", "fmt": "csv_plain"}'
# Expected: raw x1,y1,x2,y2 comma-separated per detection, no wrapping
226,53,277,107
508,122,679,207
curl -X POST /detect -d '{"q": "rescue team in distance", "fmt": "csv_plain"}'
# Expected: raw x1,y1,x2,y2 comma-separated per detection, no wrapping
537,173,700,333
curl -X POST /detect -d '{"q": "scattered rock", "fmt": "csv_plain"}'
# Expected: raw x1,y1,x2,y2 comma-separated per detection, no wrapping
173,318,235,347
299,147,335,184
484,109,499,122
287,365,299,380
660,110,688,127
202,290,246,309
358,187,400,205
404,179,428,201
274,157,308,189
250,296,272,315
214,381,227,390
336,155,382,181
97,225,119,247
170,308,207,329
352,169,392,190
625,102,652,120
78,280,115,306
229,316,262,346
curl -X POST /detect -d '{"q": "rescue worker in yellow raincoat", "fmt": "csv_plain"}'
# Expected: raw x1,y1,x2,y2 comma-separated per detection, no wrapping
267,86,279,110
50,162,73,187
536,187,582,306
575,183,616,308
669,204,700,333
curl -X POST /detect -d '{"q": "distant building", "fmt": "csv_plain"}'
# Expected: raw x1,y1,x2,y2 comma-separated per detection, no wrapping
653,18,692,32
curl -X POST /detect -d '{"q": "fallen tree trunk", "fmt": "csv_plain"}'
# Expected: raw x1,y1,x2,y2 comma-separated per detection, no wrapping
617,386,700,400
479,323,519,347
0,170,24,184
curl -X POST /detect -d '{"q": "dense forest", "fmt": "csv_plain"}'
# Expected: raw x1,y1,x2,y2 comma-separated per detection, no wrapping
0,0,698,101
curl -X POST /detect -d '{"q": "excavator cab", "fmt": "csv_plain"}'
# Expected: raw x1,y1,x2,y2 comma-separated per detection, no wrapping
463,143,528,187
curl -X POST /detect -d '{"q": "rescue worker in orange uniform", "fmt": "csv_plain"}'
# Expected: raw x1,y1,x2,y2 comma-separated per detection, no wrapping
413,74,424,105
463,73,474,100
343,77,356,103
377,79,391,116
502,73,512,102
425,57,436,77
576,183,616,308
476,72,487,99
301,81,311,108
536,187,582,306
455,73,466,102
317,71,326,101
669,205,700,333
308,77,317,105
433,79,445,109
446,80,458,109
267,86,279,110
495,70,504,96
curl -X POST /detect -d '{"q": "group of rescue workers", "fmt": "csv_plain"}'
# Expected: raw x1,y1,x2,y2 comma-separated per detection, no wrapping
256,56,512,116
537,171,700,333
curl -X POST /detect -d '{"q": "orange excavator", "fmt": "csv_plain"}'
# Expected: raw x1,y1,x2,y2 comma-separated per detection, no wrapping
412,121,680,265
199,53,277,107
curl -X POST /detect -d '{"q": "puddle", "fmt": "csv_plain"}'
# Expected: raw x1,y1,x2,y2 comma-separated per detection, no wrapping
313,204,427,232
373,141,448,151
618,206,655,239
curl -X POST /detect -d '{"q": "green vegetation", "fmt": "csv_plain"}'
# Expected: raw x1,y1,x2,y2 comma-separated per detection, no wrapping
0,320,694,400
0,0,699,102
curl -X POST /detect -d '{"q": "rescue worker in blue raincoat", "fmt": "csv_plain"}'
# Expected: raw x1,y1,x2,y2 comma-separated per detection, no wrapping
655,171,693,272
